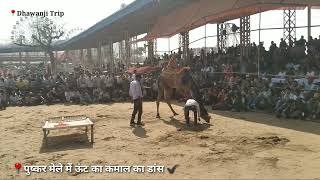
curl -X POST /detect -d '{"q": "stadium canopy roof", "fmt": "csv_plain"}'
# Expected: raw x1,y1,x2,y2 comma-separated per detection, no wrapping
140,0,320,41
59,0,195,50
0,0,195,53
0,0,320,53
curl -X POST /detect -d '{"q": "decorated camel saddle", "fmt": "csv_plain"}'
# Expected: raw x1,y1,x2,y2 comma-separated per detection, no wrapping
161,57,190,88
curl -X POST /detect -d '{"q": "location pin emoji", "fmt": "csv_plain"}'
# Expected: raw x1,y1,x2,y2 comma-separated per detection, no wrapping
15,162,22,173
11,10,16,16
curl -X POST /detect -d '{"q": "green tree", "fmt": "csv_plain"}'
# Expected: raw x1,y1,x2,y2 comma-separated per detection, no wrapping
12,17,64,74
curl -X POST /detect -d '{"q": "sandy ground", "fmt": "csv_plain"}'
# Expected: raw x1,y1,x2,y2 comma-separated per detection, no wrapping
1,102,320,179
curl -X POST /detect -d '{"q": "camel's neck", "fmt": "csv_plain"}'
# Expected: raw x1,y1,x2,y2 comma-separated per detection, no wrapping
187,73,204,105
190,83,207,117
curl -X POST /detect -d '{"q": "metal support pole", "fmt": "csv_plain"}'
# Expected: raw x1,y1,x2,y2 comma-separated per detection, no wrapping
258,12,261,77
109,42,114,73
65,50,69,63
135,37,138,63
148,40,154,63
19,51,22,65
181,31,190,64
240,16,251,62
80,49,84,65
283,8,296,45
154,39,157,57
204,24,207,52
87,48,92,63
124,31,131,69
119,41,122,63
217,24,220,52
44,52,48,64
186,32,189,62
25,52,29,64
217,23,227,53
308,6,312,38
102,44,108,69
168,38,171,53
97,42,102,68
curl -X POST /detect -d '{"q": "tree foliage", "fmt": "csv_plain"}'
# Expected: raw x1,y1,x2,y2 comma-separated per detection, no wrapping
12,17,65,74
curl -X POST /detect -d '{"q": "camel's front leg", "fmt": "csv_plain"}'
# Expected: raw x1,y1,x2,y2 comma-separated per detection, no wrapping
156,89,162,119
166,101,179,116
156,100,160,118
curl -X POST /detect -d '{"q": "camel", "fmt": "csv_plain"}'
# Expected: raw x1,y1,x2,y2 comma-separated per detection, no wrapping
156,58,211,124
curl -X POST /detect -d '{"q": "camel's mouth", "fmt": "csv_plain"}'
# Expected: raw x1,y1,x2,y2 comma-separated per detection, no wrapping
201,115,211,123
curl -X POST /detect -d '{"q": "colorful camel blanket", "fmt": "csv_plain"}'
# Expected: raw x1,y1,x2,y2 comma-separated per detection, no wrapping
161,67,190,88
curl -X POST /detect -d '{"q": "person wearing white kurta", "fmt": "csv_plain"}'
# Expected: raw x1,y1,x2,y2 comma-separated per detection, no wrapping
183,99,201,125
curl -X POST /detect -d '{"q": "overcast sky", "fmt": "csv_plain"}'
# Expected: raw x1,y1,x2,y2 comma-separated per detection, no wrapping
1,0,320,53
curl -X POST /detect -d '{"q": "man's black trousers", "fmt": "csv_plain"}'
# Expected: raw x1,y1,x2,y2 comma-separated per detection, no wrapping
131,98,143,123
184,105,197,124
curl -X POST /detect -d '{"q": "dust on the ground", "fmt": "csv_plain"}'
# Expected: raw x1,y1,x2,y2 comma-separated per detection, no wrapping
1,102,320,179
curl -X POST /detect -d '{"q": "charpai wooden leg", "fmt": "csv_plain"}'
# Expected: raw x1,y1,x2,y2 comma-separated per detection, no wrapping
91,125,94,143
43,129,48,147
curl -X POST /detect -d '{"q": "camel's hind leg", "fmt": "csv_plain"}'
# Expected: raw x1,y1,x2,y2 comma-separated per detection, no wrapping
164,88,178,116
156,85,163,119
156,94,161,119
166,101,178,116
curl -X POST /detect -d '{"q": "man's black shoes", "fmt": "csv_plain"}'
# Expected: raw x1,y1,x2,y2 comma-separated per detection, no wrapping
136,122,145,126
130,122,136,127
130,121,144,127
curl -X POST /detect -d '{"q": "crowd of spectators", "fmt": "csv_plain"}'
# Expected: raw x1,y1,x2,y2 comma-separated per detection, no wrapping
0,66,159,110
192,35,320,120
148,35,320,120
1,35,320,120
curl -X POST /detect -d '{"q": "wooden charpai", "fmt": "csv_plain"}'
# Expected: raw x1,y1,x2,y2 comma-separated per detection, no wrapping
42,115,94,147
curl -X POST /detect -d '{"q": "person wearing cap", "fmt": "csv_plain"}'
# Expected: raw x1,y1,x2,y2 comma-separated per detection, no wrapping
129,74,144,126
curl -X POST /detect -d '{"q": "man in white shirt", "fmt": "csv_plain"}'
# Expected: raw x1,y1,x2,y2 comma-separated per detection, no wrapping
184,99,201,126
129,74,144,126
131,70,137,81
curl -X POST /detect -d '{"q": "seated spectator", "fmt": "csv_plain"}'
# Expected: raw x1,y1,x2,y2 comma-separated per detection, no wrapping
0,90,7,110
230,92,244,112
65,88,72,103
98,90,110,103
70,90,81,104
23,92,42,106
212,89,231,111
303,78,316,91
16,78,28,91
9,92,21,106
246,88,258,110
46,88,61,104
80,91,92,105
93,88,103,103
5,75,16,91
0,78,5,90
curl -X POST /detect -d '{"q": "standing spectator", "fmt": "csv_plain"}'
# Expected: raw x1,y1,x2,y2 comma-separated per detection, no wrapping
129,74,144,127
105,75,114,96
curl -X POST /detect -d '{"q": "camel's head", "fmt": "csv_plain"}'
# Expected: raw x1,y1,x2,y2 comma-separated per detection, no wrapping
200,104,211,123
201,113,211,123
